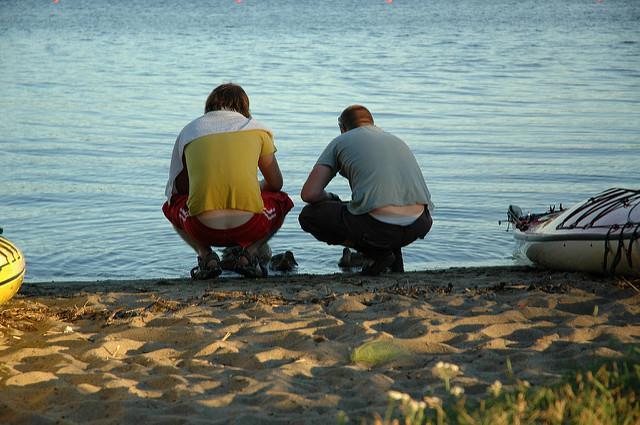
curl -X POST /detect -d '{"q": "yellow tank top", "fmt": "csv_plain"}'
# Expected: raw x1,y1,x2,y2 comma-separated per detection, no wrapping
185,129,276,215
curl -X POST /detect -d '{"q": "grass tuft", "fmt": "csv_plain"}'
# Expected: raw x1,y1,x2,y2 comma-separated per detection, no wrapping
360,349,640,425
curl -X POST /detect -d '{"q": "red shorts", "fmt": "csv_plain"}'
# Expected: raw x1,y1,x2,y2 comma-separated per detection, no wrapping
162,191,294,248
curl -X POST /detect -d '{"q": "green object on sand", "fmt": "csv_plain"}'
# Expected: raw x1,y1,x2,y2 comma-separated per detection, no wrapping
351,339,411,367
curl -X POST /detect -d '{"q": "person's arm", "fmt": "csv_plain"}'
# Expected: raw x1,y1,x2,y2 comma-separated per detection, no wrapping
258,153,283,192
300,165,339,204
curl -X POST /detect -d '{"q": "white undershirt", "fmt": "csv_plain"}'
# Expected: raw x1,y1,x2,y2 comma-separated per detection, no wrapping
369,211,423,226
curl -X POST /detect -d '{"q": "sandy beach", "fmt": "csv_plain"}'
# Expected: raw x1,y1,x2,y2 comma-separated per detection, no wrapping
0,266,638,424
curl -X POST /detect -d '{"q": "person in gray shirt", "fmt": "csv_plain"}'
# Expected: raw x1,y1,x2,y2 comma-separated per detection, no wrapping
299,105,434,275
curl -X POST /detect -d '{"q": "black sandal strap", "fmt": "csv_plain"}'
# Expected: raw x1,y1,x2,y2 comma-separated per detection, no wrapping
190,252,222,280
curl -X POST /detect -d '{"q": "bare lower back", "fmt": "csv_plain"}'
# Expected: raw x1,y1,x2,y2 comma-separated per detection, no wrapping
196,209,254,229
370,204,425,217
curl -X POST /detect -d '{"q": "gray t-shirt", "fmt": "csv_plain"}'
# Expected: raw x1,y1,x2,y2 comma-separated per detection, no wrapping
316,125,434,215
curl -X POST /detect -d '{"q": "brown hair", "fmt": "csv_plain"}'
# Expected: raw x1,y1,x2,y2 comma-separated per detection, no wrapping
204,83,251,118
338,105,374,131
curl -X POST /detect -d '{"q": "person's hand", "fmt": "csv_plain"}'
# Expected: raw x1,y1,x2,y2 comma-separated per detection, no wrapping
325,192,341,202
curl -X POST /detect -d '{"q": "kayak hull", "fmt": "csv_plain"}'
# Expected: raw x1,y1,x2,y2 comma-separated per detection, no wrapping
514,230,640,276
509,188,640,276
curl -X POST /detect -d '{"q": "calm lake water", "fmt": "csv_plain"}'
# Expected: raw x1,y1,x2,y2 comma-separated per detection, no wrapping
1,0,638,281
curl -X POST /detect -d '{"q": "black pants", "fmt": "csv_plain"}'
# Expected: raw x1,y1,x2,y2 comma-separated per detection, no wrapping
298,201,432,259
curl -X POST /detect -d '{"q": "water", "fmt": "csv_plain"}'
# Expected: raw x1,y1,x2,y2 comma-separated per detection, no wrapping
1,0,638,282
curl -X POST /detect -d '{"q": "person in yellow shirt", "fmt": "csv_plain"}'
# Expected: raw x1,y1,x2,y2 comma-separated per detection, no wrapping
163,83,293,279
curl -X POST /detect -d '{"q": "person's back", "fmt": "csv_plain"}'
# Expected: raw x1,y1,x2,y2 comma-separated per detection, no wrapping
299,104,433,276
316,125,433,216
186,127,269,216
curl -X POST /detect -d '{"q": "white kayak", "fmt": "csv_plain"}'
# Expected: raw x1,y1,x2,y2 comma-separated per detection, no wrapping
507,188,640,276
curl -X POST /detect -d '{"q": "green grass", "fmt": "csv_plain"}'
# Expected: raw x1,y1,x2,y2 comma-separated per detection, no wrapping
351,348,640,425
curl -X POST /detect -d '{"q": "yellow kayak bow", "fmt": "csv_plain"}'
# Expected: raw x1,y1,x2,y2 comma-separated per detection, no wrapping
0,236,26,305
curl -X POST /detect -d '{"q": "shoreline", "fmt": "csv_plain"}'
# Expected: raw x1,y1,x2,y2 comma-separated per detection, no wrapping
23,264,551,291
2,266,638,424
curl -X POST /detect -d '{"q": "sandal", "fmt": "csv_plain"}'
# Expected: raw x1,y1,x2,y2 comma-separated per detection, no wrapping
190,251,222,280
220,246,243,271
234,249,267,278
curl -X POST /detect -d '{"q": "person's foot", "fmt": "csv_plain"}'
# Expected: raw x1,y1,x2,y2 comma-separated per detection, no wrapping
360,251,395,276
391,248,404,272
220,246,242,271
190,251,222,280
221,244,271,269
255,242,272,265
234,249,268,278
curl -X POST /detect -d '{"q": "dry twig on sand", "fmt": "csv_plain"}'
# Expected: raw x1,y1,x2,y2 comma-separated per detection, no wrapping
618,277,640,294
0,301,51,331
